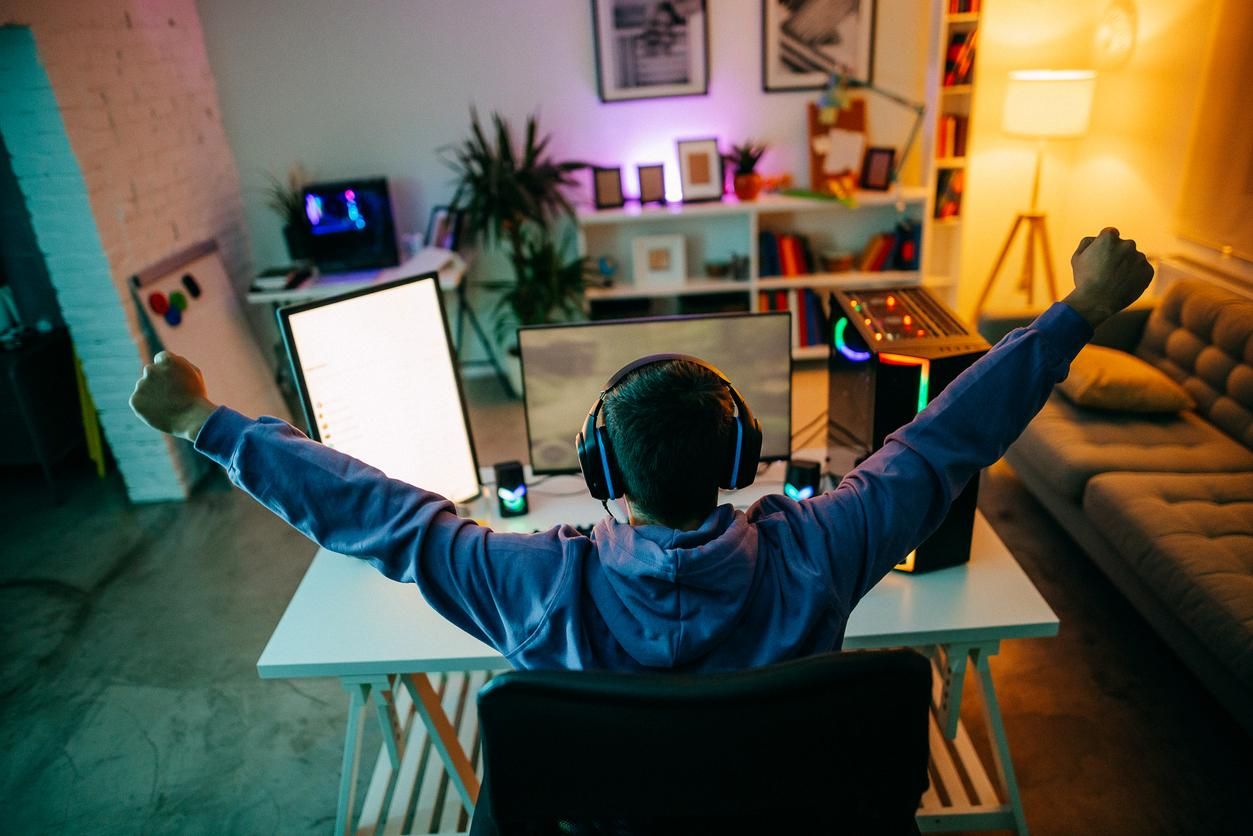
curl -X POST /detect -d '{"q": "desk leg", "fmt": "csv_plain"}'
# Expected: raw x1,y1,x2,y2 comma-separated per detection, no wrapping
405,672,481,815
970,645,1028,835
336,681,370,836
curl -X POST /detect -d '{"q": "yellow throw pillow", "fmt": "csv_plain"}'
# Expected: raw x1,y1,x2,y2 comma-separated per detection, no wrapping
1059,345,1196,412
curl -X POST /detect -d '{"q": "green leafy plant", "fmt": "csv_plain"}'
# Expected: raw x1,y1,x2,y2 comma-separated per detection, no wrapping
444,111,589,340
494,227,595,342
724,141,767,176
262,164,309,228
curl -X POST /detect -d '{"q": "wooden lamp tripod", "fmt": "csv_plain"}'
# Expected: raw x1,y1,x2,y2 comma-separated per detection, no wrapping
973,70,1096,319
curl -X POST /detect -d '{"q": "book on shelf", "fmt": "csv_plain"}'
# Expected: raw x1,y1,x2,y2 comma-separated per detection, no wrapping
796,290,810,346
934,169,965,219
943,29,977,86
948,0,981,12
936,115,969,159
758,231,781,277
778,234,802,277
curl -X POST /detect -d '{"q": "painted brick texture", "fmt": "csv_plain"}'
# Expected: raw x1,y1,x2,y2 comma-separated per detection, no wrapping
0,0,253,501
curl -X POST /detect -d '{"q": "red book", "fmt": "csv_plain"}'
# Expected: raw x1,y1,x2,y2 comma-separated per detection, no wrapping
778,234,800,276
872,233,897,271
796,290,810,346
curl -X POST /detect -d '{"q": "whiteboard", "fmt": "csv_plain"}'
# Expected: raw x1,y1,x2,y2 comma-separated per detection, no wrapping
131,241,289,422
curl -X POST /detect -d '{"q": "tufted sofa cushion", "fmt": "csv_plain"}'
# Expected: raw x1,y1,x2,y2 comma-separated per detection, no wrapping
1135,279,1253,448
1008,395,1253,501
1083,472,1253,692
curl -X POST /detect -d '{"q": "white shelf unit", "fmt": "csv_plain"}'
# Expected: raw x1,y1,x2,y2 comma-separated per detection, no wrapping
922,1,983,313
576,189,929,361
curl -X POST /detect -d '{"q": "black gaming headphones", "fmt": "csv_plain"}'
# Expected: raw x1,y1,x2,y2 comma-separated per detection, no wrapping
575,353,763,501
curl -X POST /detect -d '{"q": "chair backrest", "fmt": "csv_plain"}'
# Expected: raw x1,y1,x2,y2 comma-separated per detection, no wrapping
472,648,931,835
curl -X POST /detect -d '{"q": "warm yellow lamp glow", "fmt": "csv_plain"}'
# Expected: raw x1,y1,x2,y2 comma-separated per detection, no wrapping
1002,70,1096,138
975,70,1098,319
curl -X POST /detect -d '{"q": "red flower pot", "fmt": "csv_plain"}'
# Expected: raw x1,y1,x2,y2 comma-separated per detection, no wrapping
733,172,763,201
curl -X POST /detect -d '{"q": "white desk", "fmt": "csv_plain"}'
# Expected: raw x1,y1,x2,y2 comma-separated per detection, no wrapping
245,247,466,307
258,462,1057,835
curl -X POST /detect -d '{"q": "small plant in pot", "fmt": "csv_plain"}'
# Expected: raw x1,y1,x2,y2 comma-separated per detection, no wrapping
263,164,310,261
444,110,591,352
725,141,767,201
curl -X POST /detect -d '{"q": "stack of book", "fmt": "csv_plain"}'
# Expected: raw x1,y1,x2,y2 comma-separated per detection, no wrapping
758,288,829,349
943,29,977,86
758,231,818,277
934,169,965,219
936,114,969,158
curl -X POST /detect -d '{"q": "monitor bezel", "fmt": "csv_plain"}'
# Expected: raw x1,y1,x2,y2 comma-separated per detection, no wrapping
517,310,795,476
275,273,482,503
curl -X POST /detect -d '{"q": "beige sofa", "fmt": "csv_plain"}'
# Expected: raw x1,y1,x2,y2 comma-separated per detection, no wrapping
993,279,1253,733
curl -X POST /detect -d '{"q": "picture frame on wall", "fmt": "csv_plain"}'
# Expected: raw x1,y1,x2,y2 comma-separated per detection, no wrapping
424,205,463,251
631,234,687,284
592,0,709,102
637,163,667,204
859,146,895,190
762,0,875,92
593,166,626,209
676,138,723,202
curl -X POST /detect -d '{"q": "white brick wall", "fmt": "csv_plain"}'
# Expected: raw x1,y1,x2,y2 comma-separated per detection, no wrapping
0,1,254,502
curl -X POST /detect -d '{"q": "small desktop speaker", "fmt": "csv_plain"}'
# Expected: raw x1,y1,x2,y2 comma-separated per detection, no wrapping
784,459,822,501
494,460,528,517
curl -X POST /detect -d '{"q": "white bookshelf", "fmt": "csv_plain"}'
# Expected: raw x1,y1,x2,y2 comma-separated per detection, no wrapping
922,0,984,314
575,188,930,361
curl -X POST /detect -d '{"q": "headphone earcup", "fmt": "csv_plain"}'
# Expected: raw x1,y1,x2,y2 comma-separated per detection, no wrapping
576,426,608,501
735,417,764,489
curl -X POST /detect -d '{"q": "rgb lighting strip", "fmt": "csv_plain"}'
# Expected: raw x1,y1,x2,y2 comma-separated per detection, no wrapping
879,353,931,414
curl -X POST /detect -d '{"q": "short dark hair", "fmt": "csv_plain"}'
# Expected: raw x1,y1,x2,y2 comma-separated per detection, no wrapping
603,359,735,527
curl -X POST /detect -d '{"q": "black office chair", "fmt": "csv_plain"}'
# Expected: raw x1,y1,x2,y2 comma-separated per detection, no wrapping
472,648,932,835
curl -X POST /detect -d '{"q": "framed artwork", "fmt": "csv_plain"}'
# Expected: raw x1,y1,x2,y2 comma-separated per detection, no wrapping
631,234,686,284
676,137,723,202
859,146,895,190
592,0,709,102
424,205,463,251
762,0,876,92
593,166,626,209
637,163,667,204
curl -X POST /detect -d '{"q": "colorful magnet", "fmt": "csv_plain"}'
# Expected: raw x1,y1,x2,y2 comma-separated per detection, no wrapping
169,291,188,311
148,292,169,315
164,306,182,327
181,273,201,298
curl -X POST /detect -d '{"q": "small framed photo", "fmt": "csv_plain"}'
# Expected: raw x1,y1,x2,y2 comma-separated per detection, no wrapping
637,163,667,204
676,137,723,202
592,0,709,102
424,205,463,251
593,166,626,209
762,0,875,92
859,146,895,190
631,234,686,285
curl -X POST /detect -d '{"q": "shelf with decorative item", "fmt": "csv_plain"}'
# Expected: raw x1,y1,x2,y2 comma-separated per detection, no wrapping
756,270,921,291
575,188,929,226
584,279,749,301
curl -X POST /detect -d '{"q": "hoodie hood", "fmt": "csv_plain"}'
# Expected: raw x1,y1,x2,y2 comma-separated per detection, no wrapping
588,504,761,667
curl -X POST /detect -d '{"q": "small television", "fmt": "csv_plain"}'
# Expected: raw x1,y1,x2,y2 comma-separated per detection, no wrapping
299,177,399,273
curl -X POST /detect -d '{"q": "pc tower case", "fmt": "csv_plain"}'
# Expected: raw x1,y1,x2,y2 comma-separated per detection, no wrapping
827,287,989,573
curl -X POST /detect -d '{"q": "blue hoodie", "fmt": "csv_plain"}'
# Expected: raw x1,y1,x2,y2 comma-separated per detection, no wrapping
195,302,1091,671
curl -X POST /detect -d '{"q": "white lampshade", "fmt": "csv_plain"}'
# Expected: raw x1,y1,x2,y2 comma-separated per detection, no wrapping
1002,70,1096,138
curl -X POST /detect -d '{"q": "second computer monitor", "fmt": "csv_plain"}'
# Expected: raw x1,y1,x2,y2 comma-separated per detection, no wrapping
519,312,792,475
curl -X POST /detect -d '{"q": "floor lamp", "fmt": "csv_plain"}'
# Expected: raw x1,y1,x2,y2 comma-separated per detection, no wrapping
974,70,1096,318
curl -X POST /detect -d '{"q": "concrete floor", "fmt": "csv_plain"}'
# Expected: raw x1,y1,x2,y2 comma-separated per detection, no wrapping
1,370,1250,834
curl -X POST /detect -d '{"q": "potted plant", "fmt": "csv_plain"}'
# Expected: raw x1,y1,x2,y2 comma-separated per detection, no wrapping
263,164,310,261
445,111,590,347
725,141,767,201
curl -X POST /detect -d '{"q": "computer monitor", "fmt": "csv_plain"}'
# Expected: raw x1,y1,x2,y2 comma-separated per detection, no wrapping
519,312,792,475
276,274,481,503
300,177,399,272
